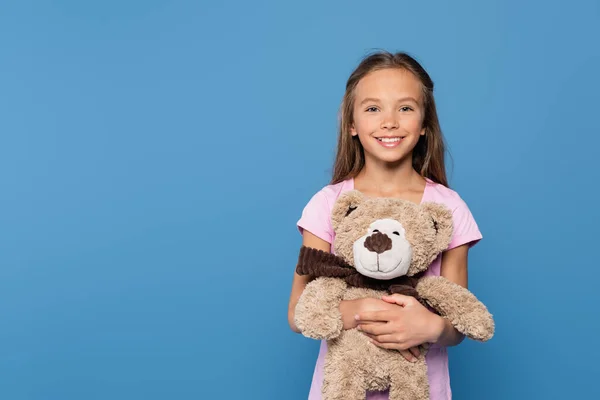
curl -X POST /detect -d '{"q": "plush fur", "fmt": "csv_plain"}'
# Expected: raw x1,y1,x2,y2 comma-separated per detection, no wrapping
295,190,494,400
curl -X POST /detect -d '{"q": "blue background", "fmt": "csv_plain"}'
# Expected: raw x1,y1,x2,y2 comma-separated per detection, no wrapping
1,0,599,399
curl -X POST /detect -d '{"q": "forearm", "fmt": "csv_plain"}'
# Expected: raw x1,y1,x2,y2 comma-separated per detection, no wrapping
339,300,359,330
432,315,465,347
435,244,468,347
288,286,304,333
288,307,301,333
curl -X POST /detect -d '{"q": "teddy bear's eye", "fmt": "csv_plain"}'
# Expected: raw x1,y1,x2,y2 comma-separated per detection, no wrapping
393,231,400,236
345,206,357,217
373,229,379,233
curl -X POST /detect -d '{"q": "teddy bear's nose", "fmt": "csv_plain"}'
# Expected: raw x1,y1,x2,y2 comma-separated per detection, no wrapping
364,231,392,254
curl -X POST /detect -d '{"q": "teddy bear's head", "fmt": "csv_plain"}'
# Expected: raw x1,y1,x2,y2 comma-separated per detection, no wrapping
331,190,454,279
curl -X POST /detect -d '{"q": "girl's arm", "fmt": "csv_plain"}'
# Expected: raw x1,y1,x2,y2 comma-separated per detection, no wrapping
288,230,366,333
433,243,469,346
288,230,330,333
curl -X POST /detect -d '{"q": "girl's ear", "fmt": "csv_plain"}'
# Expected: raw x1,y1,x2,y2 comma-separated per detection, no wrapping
350,123,357,136
331,190,365,231
420,202,453,255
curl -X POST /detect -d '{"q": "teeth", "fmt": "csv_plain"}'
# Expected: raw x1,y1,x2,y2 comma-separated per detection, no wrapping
377,137,401,143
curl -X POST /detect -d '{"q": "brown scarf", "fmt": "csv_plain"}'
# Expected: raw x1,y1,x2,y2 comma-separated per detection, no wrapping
296,246,425,299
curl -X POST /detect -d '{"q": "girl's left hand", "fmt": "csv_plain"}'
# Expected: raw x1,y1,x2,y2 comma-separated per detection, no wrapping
355,294,444,351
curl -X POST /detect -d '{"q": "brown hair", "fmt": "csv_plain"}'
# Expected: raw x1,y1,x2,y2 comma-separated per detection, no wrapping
331,50,450,187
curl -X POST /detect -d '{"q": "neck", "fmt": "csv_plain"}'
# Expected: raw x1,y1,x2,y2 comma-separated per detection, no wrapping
355,154,425,195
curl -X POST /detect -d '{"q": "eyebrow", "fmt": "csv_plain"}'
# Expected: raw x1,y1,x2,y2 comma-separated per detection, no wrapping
359,97,419,105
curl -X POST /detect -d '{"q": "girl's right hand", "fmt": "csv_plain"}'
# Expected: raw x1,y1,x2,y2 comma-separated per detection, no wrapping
340,298,396,330
340,298,424,363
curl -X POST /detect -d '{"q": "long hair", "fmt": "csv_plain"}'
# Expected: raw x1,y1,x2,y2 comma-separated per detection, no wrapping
331,51,449,187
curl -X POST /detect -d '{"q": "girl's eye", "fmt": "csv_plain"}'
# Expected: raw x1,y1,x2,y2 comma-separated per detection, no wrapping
366,106,379,112
400,106,413,112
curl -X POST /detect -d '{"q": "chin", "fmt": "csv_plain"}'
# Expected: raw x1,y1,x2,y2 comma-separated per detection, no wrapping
361,138,417,165
368,151,410,165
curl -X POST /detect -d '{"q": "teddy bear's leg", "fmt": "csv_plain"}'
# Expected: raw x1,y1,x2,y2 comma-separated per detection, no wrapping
321,357,367,400
388,359,429,400
322,375,367,400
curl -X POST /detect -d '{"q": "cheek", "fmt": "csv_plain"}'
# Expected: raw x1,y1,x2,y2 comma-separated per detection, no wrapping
353,113,377,134
401,115,424,132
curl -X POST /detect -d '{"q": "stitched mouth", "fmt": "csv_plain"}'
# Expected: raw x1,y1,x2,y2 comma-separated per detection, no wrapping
373,256,402,273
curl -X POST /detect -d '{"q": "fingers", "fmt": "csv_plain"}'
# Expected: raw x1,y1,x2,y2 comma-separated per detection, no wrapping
363,333,396,343
369,338,397,351
408,346,421,358
368,339,419,362
366,333,421,358
381,294,413,306
400,349,417,362
356,323,392,336
354,310,390,323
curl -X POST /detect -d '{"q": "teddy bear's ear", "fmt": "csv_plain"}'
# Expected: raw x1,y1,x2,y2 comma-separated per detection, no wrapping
421,202,454,255
331,190,365,231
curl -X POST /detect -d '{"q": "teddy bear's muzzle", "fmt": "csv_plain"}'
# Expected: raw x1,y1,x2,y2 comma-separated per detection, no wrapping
364,231,393,254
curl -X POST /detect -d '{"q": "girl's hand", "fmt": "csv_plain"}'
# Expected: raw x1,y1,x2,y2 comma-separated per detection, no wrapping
344,297,429,362
340,298,397,330
354,294,445,360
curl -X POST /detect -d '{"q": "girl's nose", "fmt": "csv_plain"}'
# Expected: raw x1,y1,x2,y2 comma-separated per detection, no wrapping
380,113,399,130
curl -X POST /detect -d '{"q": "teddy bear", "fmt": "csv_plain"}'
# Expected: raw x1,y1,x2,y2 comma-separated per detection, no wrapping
294,190,494,400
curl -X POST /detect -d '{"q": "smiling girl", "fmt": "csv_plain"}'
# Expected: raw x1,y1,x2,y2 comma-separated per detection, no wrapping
288,51,483,400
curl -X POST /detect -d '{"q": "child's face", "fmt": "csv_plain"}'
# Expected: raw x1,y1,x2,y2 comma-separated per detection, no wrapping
350,68,426,165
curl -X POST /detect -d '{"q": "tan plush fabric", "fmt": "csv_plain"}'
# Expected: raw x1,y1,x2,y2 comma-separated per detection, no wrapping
330,191,453,276
324,288,430,400
294,277,347,340
295,191,494,400
416,276,495,341
296,245,425,297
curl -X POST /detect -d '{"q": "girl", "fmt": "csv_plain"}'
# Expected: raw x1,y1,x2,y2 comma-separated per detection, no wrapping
288,51,483,400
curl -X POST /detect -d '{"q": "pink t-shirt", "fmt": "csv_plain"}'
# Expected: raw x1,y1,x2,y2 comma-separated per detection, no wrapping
296,177,483,400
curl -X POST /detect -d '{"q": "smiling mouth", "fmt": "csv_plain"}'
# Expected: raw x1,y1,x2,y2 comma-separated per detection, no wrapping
375,136,404,143
375,136,404,148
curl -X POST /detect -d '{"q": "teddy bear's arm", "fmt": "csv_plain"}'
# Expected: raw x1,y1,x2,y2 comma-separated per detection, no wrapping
294,277,348,340
416,276,494,342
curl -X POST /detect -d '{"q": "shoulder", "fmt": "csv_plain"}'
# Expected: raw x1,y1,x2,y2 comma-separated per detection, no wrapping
316,179,353,204
296,179,353,243
303,179,353,211
426,181,482,249
426,181,464,208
